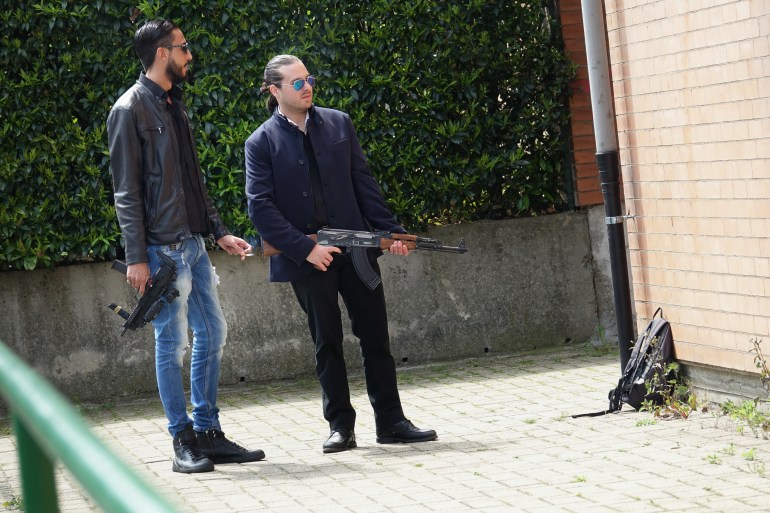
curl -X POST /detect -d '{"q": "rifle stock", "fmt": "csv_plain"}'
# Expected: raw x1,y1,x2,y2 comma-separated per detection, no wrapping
262,235,317,257
111,259,128,274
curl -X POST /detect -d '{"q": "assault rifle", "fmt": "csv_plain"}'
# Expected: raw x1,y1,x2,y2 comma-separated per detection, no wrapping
262,228,467,290
107,251,180,335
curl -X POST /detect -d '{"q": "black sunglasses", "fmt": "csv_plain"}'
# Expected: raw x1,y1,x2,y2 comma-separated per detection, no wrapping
163,42,191,54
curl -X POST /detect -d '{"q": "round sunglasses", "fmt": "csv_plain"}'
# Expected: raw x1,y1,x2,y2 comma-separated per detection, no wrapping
282,75,316,91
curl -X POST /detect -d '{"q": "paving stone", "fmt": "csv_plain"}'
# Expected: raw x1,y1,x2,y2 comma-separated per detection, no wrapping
2,348,770,512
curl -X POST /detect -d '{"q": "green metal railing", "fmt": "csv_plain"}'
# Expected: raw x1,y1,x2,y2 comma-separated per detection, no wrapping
0,340,181,513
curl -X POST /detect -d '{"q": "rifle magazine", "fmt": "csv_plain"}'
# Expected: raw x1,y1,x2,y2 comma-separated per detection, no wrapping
350,248,381,291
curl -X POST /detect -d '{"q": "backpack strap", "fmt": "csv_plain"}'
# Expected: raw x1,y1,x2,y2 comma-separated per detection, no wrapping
572,377,624,418
571,408,616,418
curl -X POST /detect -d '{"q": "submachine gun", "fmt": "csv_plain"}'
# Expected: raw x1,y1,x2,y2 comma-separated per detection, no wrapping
107,251,180,335
263,228,467,291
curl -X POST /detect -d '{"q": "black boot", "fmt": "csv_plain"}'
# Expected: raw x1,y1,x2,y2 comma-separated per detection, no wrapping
172,425,214,473
196,429,265,464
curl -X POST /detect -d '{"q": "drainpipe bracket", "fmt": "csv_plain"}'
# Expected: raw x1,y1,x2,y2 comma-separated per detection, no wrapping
605,214,635,225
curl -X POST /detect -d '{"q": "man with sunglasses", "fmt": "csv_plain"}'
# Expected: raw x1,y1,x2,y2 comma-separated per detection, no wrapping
107,19,264,473
245,54,437,453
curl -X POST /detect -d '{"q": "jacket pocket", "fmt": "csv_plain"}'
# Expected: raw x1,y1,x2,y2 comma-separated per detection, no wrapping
140,125,167,135
331,138,351,172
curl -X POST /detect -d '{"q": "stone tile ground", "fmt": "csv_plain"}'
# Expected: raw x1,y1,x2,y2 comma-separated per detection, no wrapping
1,348,769,512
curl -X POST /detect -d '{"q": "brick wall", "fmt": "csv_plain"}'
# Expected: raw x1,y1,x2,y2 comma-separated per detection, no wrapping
603,0,770,372
560,0,603,206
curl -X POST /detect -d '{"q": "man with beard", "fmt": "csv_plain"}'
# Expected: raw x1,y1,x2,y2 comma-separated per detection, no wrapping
245,55,437,453
107,19,264,473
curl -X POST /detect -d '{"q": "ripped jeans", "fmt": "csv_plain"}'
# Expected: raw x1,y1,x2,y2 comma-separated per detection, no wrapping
147,234,227,436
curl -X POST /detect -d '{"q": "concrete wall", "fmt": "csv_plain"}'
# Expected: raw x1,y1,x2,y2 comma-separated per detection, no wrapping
0,213,602,402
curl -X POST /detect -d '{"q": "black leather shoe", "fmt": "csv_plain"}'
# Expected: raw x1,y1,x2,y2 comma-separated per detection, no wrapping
376,420,437,444
172,425,214,473
323,428,357,453
196,429,265,464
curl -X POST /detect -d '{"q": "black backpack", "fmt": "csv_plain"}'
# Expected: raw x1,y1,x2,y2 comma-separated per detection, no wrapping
574,307,675,417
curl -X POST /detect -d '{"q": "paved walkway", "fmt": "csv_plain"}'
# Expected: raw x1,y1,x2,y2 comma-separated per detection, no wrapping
1,347,770,512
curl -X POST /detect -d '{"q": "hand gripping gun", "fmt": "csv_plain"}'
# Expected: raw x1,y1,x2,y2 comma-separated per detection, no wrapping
107,251,180,335
263,228,467,290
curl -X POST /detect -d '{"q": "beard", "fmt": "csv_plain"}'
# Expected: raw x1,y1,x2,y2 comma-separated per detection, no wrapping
166,59,191,85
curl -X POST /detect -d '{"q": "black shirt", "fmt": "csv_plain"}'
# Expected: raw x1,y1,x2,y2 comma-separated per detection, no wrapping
302,130,329,229
167,95,208,235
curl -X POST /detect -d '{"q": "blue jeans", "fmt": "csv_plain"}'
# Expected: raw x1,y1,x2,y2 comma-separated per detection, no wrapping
147,235,226,436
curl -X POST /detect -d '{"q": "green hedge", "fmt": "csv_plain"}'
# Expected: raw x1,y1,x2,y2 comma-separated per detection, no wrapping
0,0,574,271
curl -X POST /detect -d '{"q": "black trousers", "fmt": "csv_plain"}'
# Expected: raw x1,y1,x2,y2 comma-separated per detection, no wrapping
291,253,405,432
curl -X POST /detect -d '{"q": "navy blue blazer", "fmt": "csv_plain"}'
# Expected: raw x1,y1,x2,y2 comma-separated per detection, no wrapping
245,106,405,283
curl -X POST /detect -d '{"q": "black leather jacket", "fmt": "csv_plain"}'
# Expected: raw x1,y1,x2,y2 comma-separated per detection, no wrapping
107,73,228,265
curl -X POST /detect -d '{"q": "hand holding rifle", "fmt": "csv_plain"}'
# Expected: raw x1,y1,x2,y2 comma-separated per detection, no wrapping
262,228,467,290
262,228,467,257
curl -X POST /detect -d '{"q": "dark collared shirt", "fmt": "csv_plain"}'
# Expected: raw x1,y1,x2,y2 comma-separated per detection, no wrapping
301,130,329,229
139,75,207,234
167,96,207,234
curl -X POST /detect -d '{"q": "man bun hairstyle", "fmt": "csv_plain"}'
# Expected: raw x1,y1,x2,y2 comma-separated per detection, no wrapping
133,19,178,71
262,54,301,113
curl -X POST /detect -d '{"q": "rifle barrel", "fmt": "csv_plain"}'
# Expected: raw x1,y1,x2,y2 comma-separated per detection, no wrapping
415,238,467,253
